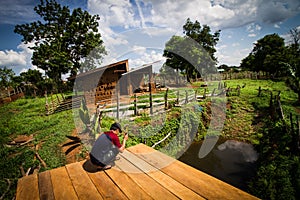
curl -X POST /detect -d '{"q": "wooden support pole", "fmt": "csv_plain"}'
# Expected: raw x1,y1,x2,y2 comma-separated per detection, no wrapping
297,115,300,150
149,82,153,115
134,94,138,116
211,88,216,97
164,88,168,109
237,85,241,96
185,90,188,104
277,92,284,120
269,91,273,108
117,83,120,120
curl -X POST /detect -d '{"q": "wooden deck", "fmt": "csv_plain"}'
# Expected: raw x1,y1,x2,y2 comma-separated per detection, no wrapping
16,144,259,200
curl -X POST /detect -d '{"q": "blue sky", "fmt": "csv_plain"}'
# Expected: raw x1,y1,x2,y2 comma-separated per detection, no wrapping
0,0,299,76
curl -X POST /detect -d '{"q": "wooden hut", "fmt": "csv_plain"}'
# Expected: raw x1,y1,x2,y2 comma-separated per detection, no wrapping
72,59,155,105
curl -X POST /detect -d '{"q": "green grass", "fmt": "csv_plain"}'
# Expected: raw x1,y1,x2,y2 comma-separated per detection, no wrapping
1,78,299,199
0,97,75,199
219,79,299,143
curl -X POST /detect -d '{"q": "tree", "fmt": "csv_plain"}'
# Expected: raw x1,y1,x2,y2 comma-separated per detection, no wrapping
163,18,220,82
14,0,106,90
183,18,220,62
20,69,43,85
218,64,230,71
240,53,256,71
285,28,300,103
242,34,287,76
0,67,15,89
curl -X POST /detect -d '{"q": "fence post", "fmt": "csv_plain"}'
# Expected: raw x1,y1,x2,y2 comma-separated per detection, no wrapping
176,90,179,105
297,116,300,150
277,92,284,120
134,94,138,116
149,82,153,115
258,86,261,97
237,85,241,96
116,82,120,120
185,90,188,104
203,88,206,99
164,88,168,109
211,88,216,97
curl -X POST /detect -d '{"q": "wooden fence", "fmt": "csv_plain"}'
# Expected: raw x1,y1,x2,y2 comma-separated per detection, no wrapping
257,87,300,152
0,87,25,105
198,71,270,82
97,83,235,120
45,92,82,115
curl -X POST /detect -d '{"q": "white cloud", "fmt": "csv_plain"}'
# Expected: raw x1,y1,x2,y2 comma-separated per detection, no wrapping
90,0,299,68
0,42,34,75
0,50,26,66
216,47,251,66
0,0,39,24
88,0,139,28
248,33,257,37
274,24,280,28
232,43,240,47
128,50,165,72
1,0,299,75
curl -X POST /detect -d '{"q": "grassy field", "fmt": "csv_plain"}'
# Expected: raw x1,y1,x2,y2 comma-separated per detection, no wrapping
0,78,299,199
0,97,76,199
221,79,299,143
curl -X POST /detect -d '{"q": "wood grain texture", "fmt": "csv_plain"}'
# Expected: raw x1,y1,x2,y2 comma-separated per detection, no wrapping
38,171,54,200
15,144,260,200
16,174,39,200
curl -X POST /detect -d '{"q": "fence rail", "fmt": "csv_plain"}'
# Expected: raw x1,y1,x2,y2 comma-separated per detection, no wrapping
98,85,230,119
0,87,25,105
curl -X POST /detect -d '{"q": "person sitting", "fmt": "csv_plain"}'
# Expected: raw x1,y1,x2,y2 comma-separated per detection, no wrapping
89,122,128,170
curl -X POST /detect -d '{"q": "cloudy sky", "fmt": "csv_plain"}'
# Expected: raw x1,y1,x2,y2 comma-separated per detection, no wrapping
0,0,299,76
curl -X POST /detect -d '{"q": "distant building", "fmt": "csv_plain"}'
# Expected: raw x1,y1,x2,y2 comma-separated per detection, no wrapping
71,59,155,105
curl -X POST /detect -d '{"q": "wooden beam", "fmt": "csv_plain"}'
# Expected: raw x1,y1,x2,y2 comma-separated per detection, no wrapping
16,174,39,200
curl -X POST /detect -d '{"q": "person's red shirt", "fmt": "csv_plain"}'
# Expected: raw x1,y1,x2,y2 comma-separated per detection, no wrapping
104,131,122,148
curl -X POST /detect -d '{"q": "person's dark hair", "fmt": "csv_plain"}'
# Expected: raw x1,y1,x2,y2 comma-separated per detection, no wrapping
110,122,122,133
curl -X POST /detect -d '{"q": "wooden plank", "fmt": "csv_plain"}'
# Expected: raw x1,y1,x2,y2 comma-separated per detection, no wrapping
50,166,78,200
116,152,179,199
104,167,153,200
148,169,205,200
16,174,39,200
127,144,259,200
119,150,203,199
88,170,128,200
38,171,55,200
66,162,103,200
80,159,127,199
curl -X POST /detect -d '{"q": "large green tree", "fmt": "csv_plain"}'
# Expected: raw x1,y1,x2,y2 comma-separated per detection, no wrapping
14,0,106,89
241,34,287,76
20,69,43,85
0,67,15,89
163,18,220,82
183,18,220,62
285,28,300,103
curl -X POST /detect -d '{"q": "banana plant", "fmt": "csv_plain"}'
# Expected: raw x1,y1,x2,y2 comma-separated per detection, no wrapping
79,97,102,138
64,98,102,155
79,97,91,132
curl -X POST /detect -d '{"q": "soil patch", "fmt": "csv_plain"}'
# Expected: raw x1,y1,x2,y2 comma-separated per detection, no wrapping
62,129,88,164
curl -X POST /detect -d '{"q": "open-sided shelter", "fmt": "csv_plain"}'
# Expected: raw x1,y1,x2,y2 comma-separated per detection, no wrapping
72,59,155,105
